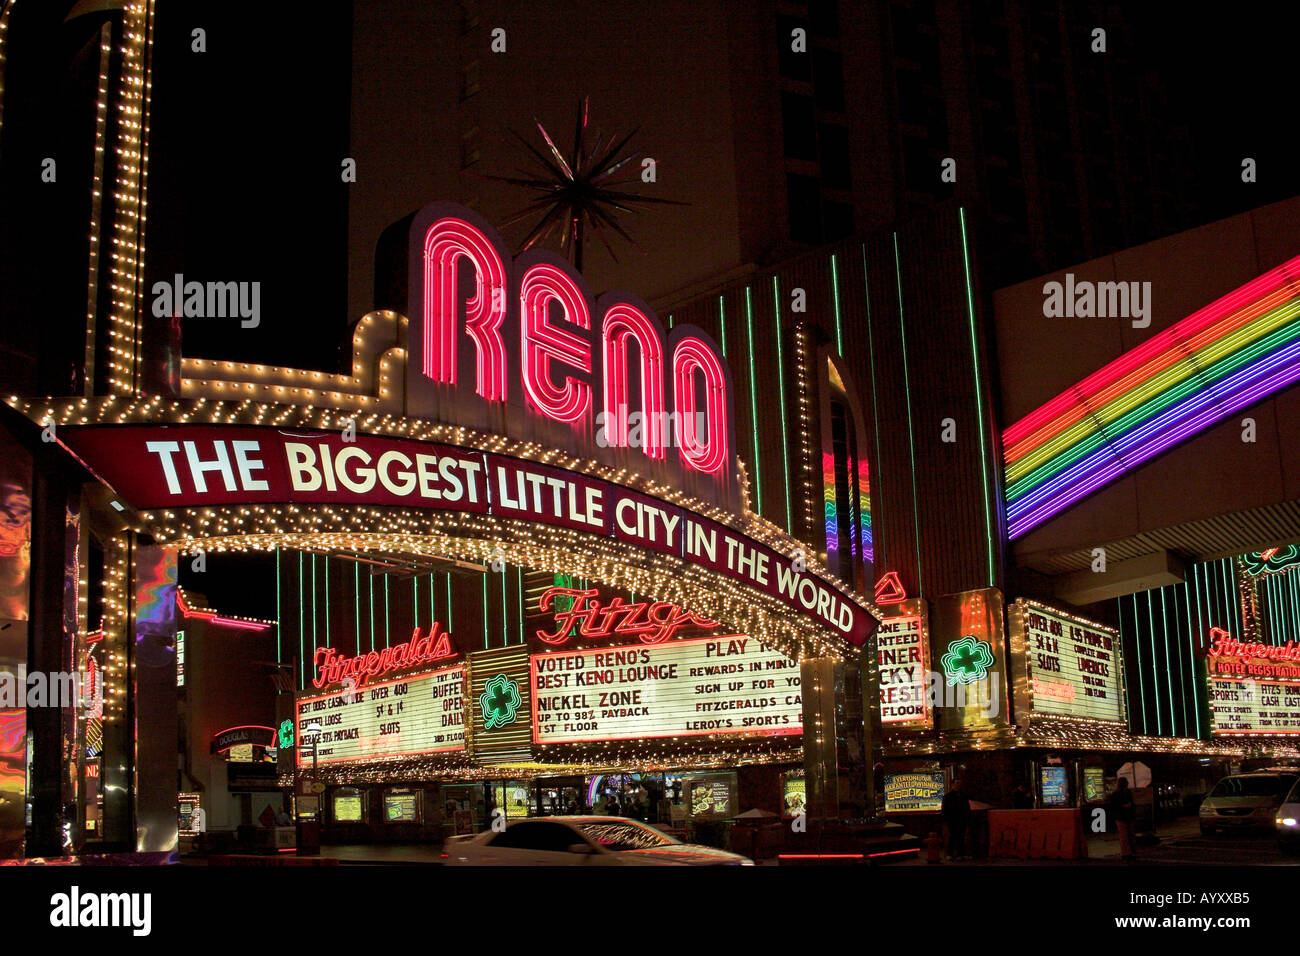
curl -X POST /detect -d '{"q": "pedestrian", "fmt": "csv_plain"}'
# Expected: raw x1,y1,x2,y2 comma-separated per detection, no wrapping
1011,783,1033,809
942,778,972,859
1110,776,1137,860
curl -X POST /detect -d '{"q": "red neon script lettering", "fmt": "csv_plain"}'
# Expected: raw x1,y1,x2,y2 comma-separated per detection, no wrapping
535,587,717,646
312,624,457,689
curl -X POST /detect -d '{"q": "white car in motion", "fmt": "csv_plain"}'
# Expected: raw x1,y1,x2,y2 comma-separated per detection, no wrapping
443,815,753,866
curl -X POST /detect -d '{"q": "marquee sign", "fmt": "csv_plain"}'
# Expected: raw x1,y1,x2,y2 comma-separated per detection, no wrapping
876,599,930,729
1206,631,1300,735
406,204,735,501
531,635,802,744
1009,599,1125,725
296,665,466,765
58,424,876,645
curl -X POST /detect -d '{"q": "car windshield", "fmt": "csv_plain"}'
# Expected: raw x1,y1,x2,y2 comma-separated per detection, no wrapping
1209,775,1295,798
1288,779,1300,803
575,821,680,851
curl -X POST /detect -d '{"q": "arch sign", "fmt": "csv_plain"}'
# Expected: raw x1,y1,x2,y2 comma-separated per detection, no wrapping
59,424,876,646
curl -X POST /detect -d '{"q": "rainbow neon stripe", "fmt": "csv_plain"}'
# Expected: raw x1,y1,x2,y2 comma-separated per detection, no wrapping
857,457,873,565
822,453,873,568
822,451,840,556
1005,255,1300,538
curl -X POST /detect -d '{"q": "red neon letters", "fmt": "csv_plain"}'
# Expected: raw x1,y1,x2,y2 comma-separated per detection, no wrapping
535,587,719,646
520,263,592,423
423,218,508,400
419,214,730,475
312,624,457,689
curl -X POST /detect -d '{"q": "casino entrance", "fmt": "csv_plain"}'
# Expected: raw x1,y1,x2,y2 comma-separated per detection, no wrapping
6,197,882,860
187,538,851,853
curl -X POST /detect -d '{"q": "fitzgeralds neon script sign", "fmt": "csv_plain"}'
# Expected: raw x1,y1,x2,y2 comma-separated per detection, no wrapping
312,624,457,689
536,587,718,645
406,203,735,493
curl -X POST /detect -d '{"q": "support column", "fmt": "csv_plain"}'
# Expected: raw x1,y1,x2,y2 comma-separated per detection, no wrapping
25,447,72,857
800,657,840,821
131,542,178,852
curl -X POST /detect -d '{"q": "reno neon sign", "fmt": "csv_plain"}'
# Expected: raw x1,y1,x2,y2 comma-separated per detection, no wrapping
406,203,734,488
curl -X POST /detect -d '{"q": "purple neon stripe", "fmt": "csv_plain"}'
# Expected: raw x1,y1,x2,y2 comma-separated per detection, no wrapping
1009,337,1300,520
1008,344,1300,537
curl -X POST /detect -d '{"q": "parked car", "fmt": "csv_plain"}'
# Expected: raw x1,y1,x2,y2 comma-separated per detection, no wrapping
1199,772,1299,835
443,815,753,866
1277,777,1300,855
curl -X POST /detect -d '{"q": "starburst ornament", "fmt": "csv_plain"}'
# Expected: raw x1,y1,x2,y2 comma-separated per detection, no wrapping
483,97,683,271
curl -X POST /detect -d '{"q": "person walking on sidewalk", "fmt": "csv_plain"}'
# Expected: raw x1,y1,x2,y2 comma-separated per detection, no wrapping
1110,777,1137,860
942,778,972,860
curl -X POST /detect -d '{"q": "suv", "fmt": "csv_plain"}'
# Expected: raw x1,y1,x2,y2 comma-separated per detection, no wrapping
1278,777,1300,854
1199,772,1299,835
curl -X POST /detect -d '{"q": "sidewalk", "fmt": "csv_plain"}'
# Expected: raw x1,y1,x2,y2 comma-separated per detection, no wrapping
898,817,1202,866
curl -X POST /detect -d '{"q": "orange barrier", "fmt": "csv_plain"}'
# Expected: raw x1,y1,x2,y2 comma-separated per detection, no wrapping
986,810,1087,860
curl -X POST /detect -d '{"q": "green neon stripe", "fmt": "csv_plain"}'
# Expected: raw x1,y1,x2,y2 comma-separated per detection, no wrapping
744,287,762,514
384,573,390,648
892,233,924,593
1216,556,1227,639
1170,587,1190,738
430,572,435,625
1008,311,1300,499
501,563,508,645
516,568,524,645
311,553,317,655
354,561,361,655
275,546,281,663
413,575,420,628
771,276,793,532
1146,594,1161,735
717,295,727,357
1290,571,1300,642
445,574,451,631
830,253,843,355
482,575,489,649
1188,565,1203,738
959,208,996,586
324,556,329,649
298,551,304,690
862,244,884,571
1129,593,1146,734
668,313,674,329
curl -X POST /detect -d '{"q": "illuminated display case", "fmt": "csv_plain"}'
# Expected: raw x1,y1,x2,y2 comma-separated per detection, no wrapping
332,787,366,823
383,788,421,823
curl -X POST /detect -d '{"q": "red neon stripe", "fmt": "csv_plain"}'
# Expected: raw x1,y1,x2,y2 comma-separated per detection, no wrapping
777,853,864,859
867,847,920,857
1004,256,1300,454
